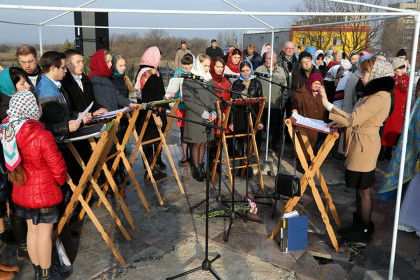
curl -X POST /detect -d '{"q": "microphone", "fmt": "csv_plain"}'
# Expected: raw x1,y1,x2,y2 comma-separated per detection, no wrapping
253,72,271,78
140,103,171,114
176,72,204,81
222,73,239,78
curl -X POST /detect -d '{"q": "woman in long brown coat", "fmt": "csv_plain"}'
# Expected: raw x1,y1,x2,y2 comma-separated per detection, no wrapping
292,73,327,162
320,57,394,244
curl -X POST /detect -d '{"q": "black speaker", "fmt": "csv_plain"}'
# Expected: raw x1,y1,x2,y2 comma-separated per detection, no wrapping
74,12,109,57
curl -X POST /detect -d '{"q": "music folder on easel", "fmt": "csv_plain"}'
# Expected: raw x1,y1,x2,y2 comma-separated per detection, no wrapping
60,123,105,142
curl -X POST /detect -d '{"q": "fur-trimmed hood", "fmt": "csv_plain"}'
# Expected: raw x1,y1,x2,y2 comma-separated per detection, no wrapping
363,76,395,97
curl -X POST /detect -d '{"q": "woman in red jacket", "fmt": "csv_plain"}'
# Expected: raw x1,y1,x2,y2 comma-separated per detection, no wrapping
380,57,409,160
1,90,67,279
209,56,231,167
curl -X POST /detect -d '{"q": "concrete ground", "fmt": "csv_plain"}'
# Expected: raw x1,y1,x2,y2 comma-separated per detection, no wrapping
1,126,420,280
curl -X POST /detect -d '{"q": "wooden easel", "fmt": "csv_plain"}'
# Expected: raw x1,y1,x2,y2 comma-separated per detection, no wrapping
78,111,150,228
210,97,266,191
270,115,342,252
53,120,129,265
123,99,184,205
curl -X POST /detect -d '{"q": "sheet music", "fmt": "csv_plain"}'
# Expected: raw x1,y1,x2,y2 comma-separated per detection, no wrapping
165,78,183,97
76,102,93,122
292,112,330,133
91,108,130,122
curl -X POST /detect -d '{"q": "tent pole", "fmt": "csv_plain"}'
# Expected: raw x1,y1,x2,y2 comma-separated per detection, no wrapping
388,14,420,280
264,30,275,161
39,25,43,54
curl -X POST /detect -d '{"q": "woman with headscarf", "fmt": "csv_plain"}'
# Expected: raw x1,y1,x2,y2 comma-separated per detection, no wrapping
0,67,32,260
209,56,232,168
229,60,264,168
1,90,68,279
182,54,218,181
224,48,242,84
320,58,395,244
312,50,328,78
292,51,322,90
323,65,344,103
90,49,136,112
134,46,168,180
324,50,334,65
292,73,328,162
173,53,194,166
334,50,343,63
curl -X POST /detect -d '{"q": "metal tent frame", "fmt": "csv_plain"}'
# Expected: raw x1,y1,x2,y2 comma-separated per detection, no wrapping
0,1,419,279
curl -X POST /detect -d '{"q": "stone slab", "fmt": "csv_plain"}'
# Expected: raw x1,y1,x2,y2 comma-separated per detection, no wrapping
364,269,400,280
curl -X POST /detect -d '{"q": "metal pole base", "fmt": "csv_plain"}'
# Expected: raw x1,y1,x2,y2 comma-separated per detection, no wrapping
166,254,221,280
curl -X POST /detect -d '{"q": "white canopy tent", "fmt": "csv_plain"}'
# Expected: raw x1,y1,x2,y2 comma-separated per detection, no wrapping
0,2,419,279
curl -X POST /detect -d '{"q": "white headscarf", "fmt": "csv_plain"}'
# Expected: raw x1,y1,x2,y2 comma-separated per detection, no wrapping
312,50,324,69
191,54,212,82
324,65,341,82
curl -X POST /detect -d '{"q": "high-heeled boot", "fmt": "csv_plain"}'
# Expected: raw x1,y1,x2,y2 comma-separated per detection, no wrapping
10,213,29,259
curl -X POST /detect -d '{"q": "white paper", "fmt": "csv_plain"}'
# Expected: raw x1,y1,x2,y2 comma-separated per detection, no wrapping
165,78,183,97
91,108,130,121
282,210,300,219
291,112,330,133
76,102,93,122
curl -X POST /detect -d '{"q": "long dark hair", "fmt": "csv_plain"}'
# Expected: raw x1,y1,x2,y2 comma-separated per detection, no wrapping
9,67,30,88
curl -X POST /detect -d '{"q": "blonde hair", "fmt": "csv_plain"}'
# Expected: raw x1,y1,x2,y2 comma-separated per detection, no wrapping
198,54,211,63
360,57,376,73
113,54,133,93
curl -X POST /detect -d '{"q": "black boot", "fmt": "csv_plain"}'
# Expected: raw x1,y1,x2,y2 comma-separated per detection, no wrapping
342,221,374,246
378,146,386,161
384,146,393,160
34,264,41,280
193,165,205,182
10,213,29,259
40,266,71,280
338,212,360,235
145,168,166,181
155,154,167,171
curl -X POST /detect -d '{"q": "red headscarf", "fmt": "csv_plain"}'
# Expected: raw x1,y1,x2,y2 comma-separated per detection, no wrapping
210,57,224,81
327,61,339,68
226,48,242,73
305,73,324,93
89,49,112,79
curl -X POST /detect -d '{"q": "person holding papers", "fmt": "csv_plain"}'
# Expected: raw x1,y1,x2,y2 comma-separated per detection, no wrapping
319,57,394,244
292,73,327,163
90,49,137,111
134,46,168,180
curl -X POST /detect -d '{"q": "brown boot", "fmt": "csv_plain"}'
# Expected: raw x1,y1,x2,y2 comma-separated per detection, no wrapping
0,270,15,280
0,263,19,273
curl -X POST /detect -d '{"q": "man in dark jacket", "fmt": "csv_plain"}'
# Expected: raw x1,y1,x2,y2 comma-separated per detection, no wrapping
62,49,107,115
16,45,43,89
243,44,263,70
205,39,224,59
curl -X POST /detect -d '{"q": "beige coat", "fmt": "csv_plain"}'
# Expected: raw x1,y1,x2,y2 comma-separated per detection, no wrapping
329,91,391,172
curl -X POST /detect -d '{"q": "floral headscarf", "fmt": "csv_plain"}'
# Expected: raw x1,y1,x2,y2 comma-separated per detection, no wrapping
226,48,242,74
369,59,394,82
1,90,41,170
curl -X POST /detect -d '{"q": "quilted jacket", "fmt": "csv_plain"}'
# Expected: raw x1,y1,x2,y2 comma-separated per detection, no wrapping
12,120,67,209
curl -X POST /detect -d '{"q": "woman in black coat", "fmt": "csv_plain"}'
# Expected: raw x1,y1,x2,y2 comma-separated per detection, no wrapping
230,60,264,164
134,47,168,180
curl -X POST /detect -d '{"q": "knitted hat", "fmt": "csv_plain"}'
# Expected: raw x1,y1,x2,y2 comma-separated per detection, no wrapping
299,51,312,63
391,57,405,70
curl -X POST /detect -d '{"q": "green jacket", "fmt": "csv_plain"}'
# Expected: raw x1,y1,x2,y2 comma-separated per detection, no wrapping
255,64,287,108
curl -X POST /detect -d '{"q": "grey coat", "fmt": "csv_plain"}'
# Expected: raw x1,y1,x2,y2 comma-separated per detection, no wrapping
91,75,131,111
343,70,361,113
182,79,218,143
255,64,287,108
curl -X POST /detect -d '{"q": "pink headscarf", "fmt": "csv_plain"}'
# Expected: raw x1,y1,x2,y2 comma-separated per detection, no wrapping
134,46,161,93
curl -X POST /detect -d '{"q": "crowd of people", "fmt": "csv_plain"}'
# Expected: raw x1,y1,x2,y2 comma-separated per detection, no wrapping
0,38,417,279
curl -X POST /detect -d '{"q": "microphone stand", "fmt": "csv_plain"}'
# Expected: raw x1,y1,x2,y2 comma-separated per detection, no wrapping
185,78,263,242
252,76,302,217
156,111,224,280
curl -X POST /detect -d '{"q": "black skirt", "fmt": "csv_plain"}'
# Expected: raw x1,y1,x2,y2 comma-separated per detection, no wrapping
345,169,375,190
15,204,60,225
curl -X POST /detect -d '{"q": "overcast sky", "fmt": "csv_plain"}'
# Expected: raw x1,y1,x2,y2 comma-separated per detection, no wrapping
0,0,296,45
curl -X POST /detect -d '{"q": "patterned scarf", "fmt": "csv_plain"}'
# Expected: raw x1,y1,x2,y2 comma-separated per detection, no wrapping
369,59,394,82
1,90,41,170
134,46,161,98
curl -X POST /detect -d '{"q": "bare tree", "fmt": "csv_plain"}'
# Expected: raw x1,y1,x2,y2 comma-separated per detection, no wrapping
293,0,385,54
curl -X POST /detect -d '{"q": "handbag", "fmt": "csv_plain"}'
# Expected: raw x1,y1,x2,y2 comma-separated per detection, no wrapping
275,115,301,198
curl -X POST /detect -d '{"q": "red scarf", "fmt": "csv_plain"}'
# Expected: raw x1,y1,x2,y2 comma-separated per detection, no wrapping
305,73,324,96
210,58,223,81
226,48,242,73
89,49,112,79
